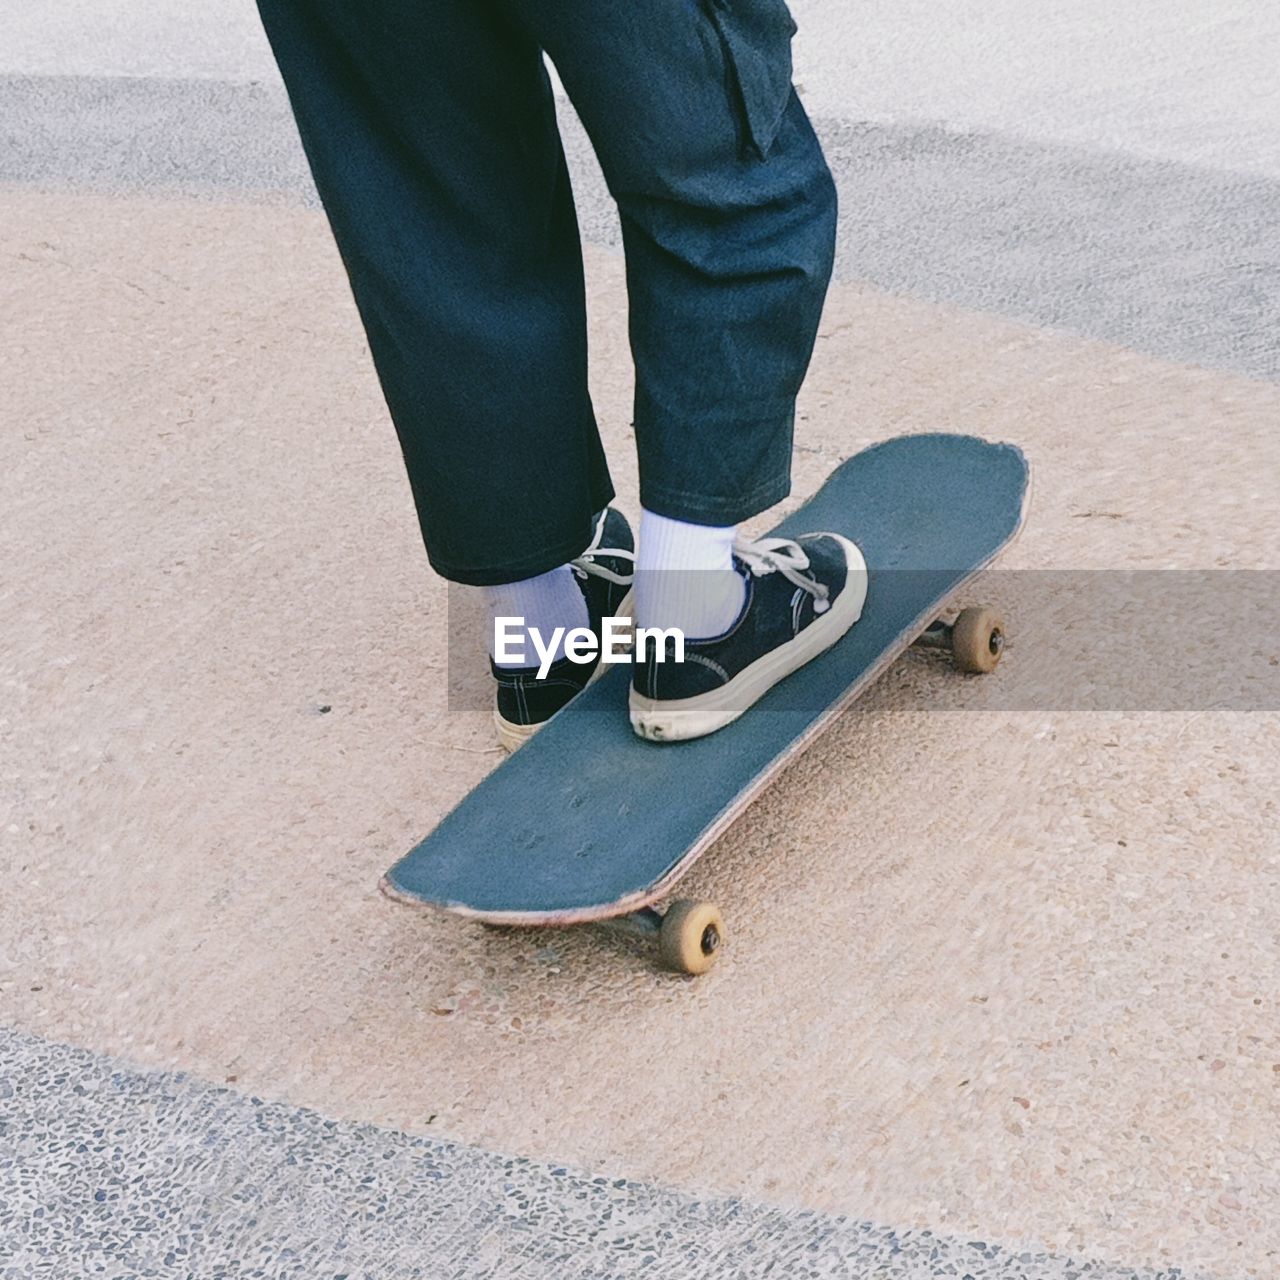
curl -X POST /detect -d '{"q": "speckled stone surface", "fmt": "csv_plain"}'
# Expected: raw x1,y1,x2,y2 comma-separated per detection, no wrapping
0,1026,1213,1279
3,190,1279,1278
9,0,1280,179
3,74,1278,382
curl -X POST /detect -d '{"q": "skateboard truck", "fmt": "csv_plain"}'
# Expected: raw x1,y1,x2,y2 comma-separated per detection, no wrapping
912,606,1005,674
600,901,726,976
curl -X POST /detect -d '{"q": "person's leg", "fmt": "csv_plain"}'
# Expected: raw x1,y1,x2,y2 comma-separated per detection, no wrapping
506,0,861,740
506,0,838,645
507,0,836,534
255,0,613,586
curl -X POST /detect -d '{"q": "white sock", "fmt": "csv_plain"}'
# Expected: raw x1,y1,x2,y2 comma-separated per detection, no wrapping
635,509,746,640
484,565,588,668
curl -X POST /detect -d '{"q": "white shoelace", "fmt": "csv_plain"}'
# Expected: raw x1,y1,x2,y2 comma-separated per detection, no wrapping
570,513,636,587
733,535,830,614
571,518,828,614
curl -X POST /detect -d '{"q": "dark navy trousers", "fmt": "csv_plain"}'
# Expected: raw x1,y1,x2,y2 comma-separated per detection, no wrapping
256,0,837,585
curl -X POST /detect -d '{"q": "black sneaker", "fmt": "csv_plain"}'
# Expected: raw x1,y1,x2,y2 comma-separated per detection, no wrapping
628,532,867,742
492,508,634,750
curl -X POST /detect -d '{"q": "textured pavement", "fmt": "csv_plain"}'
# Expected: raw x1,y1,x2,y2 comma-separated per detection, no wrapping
4,74,1278,382
0,1026,1208,1280
5,0,1278,176
4,3,1280,1278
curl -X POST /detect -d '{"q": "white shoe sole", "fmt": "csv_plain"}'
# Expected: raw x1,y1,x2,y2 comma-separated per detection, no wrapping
628,536,867,743
493,589,634,752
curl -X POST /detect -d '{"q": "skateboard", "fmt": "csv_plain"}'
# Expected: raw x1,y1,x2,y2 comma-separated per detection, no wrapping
382,433,1030,974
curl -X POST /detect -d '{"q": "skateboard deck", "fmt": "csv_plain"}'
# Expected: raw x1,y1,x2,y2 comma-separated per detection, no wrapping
383,433,1030,963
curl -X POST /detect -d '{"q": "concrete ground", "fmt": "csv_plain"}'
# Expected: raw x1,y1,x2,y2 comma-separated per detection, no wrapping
3,3,1279,1277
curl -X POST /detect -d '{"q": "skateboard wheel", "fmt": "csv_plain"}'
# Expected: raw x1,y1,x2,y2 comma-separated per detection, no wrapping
951,607,1005,674
658,900,725,975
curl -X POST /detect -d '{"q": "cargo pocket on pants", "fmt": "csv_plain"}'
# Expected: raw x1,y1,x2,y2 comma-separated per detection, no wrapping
702,0,798,160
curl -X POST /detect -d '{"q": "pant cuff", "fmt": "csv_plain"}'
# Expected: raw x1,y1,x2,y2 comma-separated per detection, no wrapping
425,485,616,586
637,471,791,527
